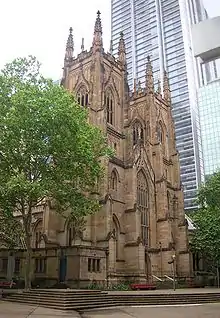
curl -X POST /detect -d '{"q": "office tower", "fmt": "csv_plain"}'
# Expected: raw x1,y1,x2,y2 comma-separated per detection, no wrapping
111,0,206,211
198,79,220,178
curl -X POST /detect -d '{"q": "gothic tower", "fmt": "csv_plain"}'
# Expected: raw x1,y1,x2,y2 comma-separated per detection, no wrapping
60,11,191,284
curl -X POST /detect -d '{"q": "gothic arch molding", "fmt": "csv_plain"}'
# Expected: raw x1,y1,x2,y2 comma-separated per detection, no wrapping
112,213,121,234
32,218,43,232
131,116,145,129
111,167,120,182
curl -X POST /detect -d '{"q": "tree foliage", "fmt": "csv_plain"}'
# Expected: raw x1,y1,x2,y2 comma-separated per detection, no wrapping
191,171,220,266
0,56,111,288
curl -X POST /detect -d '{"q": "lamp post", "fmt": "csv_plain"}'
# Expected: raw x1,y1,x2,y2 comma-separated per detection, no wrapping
172,254,176,291
168,254,176,291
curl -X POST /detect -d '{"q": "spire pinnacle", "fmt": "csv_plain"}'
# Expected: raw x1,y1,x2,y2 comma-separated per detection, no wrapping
133,78,137,95
118,32,126,65
138,80,142,94
92,10,103,52
146,56,154,94
163,70,171,102
157,79,161,95
65,27,74,61
110,39,113,54
94,10,102,33
81,38,85,52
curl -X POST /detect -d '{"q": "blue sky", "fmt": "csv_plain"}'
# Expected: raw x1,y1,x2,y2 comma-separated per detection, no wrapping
0,0,219,80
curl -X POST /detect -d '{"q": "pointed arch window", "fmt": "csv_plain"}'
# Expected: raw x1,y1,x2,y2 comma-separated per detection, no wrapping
105,90,114,125
67,223,76,246
110,170,118,191
157,123,163,143
113,216,120,260
133,121,144,145
34,220,43,249
137,171,149,246
77,86,89,107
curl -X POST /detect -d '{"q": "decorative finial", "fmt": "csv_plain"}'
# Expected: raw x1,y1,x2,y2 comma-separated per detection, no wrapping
92,10,103,51
110,40,113,54
138,80,142,93
133,78,137,95
118,31,126,65
146,56,154,94
94,10,102,34
163,69,171,102
81,38,85,51
157,79,161,95
65,27,74,61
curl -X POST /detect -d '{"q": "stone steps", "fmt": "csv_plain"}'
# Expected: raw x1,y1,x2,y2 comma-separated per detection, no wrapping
4,290,220,311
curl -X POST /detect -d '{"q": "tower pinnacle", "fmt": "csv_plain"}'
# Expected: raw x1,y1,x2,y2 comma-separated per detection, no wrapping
92,10,103,52
146,56,154,94
118,32,126,65
65,27,74,61
163,70,171,103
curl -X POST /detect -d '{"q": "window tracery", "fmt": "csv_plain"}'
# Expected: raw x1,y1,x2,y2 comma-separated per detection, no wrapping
137,171,149,246
105,90,114,125
77,86,89,107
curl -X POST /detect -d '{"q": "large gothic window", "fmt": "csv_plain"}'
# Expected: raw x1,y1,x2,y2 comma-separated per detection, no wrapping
137,171,149,246
133,121,144,145
77,86,89,107
105,90,114,125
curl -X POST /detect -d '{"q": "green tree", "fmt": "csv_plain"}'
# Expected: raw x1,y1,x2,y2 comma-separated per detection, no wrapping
0,56,111,289
191,171,220,270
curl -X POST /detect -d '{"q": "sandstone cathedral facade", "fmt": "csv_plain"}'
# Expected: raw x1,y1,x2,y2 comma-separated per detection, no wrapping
0,12,191,287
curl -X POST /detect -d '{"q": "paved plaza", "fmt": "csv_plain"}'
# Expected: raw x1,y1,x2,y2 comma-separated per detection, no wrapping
1,301,220,318
82,304,220,318
0,301,80,318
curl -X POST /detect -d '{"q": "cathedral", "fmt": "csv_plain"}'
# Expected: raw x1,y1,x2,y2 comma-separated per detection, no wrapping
0,11,191,287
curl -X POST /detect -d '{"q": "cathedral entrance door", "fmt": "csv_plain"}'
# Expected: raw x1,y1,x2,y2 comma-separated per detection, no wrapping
59,256,67,282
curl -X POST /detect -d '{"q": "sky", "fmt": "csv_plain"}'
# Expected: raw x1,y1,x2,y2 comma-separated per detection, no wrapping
0,0,219,80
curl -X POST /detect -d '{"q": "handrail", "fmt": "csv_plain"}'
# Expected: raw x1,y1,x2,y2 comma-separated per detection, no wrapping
152,275,164,282
164,275,174,281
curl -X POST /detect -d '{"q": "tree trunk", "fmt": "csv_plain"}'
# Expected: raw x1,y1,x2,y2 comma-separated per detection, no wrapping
24,236,32,290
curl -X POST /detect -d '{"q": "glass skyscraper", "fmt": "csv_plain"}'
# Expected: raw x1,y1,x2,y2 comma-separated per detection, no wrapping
198,79,220,178
111,0,206,211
